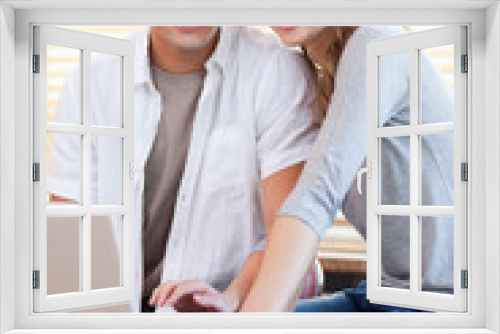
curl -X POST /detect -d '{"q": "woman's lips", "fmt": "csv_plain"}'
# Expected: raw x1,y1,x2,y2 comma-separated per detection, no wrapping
175,26,204,33
275,26,297,33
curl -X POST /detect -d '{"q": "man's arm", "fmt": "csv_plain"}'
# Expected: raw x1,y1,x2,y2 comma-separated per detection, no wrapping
222,162,304,310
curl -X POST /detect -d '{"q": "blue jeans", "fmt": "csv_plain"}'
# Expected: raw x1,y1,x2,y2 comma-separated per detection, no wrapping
294,280,425,312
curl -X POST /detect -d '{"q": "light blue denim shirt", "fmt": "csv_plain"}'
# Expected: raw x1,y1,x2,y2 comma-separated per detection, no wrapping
280,27,454,291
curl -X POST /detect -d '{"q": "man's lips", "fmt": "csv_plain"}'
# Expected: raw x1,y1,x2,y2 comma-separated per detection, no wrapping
175,26,204,33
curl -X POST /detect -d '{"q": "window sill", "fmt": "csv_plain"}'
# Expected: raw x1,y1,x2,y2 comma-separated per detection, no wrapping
4,329,497,334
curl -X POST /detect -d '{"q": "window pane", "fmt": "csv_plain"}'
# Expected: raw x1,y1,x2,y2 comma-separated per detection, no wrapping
380,215,410,290
47,45,81,125
47,217,81,295
91,215,122,290
380,51,410,127
421,216,454,295
47,133,81,205
381,136,410,205
420,45,454,124
91,52,122,128
91,136,122,205
421,133,454,206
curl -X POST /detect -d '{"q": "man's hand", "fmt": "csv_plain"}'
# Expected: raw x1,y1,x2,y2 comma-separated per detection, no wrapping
148,280,236,312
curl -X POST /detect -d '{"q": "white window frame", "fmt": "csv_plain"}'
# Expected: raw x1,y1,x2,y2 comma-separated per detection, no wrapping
365,26,467,313
32,25,136,313
0,2,499,333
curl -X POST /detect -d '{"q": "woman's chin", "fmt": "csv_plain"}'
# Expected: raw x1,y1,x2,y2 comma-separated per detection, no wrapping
279,37,305,48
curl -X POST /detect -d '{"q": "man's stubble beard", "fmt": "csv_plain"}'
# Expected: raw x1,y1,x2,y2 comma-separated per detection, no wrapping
164,27,220,52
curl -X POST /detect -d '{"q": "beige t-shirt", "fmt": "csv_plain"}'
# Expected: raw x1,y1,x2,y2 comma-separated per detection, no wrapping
142,65,206,299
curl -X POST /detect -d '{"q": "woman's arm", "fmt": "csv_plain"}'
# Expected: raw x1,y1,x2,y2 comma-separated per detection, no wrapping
240,216,318,312
240,27,411,312
222,252,263,310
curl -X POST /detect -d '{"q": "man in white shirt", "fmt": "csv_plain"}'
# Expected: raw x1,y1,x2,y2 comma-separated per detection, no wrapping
48,26,317,312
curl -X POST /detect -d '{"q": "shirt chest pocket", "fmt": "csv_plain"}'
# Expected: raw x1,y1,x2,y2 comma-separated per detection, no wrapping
201,128,245,193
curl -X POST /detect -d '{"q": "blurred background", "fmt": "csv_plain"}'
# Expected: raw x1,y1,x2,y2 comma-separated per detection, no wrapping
45,26,453,313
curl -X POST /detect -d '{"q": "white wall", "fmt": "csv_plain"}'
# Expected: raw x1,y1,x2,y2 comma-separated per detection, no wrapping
485,2,500,333
0,2,16,333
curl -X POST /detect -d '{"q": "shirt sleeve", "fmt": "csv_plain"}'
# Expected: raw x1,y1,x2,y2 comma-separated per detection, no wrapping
279,27,410,239
47,74,84,202
252,238,267,253
255,49,319,180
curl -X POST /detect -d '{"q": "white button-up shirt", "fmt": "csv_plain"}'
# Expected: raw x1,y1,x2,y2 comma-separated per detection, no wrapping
48,26,317,312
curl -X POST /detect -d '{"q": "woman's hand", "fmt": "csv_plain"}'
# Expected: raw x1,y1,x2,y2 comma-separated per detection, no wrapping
149,280,237,312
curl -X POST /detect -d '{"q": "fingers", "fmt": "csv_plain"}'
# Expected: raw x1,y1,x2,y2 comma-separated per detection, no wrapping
149,280,217,308
149,286,160,306
167,280,216,306
147,280,233,312
149,282,176,307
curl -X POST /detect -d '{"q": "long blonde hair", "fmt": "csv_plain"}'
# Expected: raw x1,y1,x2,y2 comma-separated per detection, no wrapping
303,26,358,121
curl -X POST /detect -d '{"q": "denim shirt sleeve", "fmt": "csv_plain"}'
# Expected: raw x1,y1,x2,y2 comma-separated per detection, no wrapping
279,27,409,238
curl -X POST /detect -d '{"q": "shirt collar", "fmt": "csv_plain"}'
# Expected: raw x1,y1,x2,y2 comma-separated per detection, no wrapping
205,26,235,72
134,26,236,87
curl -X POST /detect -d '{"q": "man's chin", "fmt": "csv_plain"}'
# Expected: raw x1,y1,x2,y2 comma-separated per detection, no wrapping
176,40,216,50
168,27,220,51
174,26,206,34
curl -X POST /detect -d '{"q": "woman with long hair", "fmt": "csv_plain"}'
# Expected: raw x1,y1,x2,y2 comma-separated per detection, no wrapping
149,26,454,313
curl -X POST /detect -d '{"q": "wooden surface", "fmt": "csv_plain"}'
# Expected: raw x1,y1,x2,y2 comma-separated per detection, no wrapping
317,218,367,274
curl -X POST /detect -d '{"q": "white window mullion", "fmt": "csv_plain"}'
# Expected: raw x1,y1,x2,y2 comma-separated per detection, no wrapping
46,123,88,135
46,205,129,217
409,47,419,294
412,206,454,216
81,48,92,296
372,125,412,138
372,123,454,138
373,205,454,216
366,42,380,298
122,51,135,293
417,48,424,296
82,214,91,294
413,123,454,135
46,123,130,137
373,205,411,215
